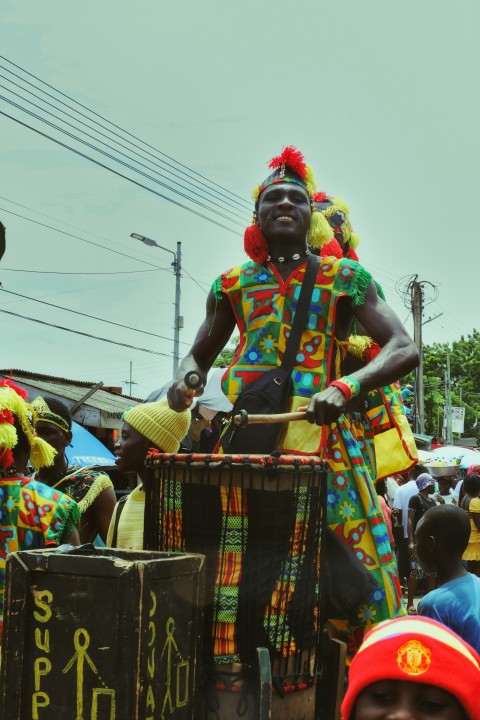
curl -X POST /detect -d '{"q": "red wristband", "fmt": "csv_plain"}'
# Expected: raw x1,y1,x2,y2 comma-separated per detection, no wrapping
329,380,352,401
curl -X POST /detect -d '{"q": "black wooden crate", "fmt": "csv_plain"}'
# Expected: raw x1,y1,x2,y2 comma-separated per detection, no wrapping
0,547,205,720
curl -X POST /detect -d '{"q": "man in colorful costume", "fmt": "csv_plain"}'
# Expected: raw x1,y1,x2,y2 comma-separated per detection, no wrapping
313,193,418,482
0,380,80,642
168,146,419,656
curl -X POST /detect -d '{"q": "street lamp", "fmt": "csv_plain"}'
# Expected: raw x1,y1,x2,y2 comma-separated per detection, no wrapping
130,233,182,377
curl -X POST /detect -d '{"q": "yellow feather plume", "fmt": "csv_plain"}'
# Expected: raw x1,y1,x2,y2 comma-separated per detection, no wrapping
308,210,333,249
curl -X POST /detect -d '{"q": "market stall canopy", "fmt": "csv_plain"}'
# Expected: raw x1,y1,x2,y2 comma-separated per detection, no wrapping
68,421,116,467
0,370,140,430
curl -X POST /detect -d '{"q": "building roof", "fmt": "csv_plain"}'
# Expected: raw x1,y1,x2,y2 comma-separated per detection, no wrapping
0,370,142,429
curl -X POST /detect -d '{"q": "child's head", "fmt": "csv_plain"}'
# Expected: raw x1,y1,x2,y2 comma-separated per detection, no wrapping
114,399,191,475
342,616,480,720
414,504,471,575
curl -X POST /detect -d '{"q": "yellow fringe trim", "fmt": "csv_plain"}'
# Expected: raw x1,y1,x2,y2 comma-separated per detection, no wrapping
76,473,114,515
252,185,260,202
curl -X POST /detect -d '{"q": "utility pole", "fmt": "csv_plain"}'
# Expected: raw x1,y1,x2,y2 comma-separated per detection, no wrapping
411,277,425,434
445,354,453,445
173,241,182,376
130,234,183,377
0,222,5,262
124,361,138,396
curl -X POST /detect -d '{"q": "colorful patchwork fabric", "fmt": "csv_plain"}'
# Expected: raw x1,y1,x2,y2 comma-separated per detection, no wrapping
215,257,404,655
0,476,80,641
219,256,371,455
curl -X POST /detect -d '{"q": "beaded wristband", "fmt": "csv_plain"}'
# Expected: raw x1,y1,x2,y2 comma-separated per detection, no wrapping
329,375,361,401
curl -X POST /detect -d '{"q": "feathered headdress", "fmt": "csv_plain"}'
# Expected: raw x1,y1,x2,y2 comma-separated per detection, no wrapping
0,379,56,472
244,146,332,264
312,191,361,261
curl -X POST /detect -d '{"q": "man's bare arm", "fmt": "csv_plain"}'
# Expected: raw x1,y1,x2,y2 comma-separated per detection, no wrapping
306,281,419,425
168,290,236,411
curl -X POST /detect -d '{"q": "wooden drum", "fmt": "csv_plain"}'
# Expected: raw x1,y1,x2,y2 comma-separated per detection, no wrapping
145,453,328,720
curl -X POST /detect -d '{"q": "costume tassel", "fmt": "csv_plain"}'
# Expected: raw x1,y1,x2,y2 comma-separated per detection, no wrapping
29,436,57,471
0,448,14,472
320,238,343,259
0,423,17,451
308,210,333,249
244,224,269,264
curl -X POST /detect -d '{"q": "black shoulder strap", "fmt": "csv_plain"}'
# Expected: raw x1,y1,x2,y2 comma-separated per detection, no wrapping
281,254,320,371
110,494,129,548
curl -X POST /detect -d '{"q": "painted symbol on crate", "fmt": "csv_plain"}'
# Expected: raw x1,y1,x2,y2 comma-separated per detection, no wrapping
62,628,116,720
160,617,190,718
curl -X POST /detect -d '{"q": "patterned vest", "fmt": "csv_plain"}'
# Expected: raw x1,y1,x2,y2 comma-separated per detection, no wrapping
219,256,372,454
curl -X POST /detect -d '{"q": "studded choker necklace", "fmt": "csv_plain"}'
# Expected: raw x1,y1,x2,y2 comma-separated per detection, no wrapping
267,248,311,263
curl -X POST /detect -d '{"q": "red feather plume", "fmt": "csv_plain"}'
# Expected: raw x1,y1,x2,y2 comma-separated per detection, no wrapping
320,238,343,259
268,146,307,180
0,378,28,400
312,191,329,203
244,224,269,264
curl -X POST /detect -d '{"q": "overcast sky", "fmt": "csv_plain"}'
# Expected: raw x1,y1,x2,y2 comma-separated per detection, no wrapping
1,0,478,399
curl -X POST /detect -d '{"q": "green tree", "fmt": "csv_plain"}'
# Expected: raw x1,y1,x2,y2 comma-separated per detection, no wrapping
423,331,480,442
213,336,239,368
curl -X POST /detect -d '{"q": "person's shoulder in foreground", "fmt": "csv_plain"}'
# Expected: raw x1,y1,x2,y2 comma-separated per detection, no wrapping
341,615,480,720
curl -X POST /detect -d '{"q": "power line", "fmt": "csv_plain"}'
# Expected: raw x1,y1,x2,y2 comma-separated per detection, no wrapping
0,287,192,346
0,308,171,357
0,267,160,276
0,90,246,228
0,72,249,222
0,196,214,284
0,110,242,237
0,205,166,268
0,55,251,212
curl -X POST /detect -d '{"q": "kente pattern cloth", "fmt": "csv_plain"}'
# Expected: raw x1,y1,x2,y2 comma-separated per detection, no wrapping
0,476,80,640
217,257,404,657
156,461,321,666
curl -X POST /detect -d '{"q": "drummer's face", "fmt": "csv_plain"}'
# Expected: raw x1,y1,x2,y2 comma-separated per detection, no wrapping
257,183,311,243
114,422,150,474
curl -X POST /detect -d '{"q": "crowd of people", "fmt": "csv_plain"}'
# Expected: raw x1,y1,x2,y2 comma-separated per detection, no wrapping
1,144,480,717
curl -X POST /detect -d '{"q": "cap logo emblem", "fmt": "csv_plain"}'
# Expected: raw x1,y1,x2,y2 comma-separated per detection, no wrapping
397,640,431,676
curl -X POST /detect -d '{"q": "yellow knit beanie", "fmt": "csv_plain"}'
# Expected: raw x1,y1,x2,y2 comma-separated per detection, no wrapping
123,399,191,453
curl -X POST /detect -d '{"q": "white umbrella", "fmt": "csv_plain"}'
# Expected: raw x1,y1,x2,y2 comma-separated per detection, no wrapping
417,449,433,463
429,445,480,469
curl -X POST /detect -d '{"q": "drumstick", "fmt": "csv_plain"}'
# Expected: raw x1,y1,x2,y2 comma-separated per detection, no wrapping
233,409,307,427
184,370,206,395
